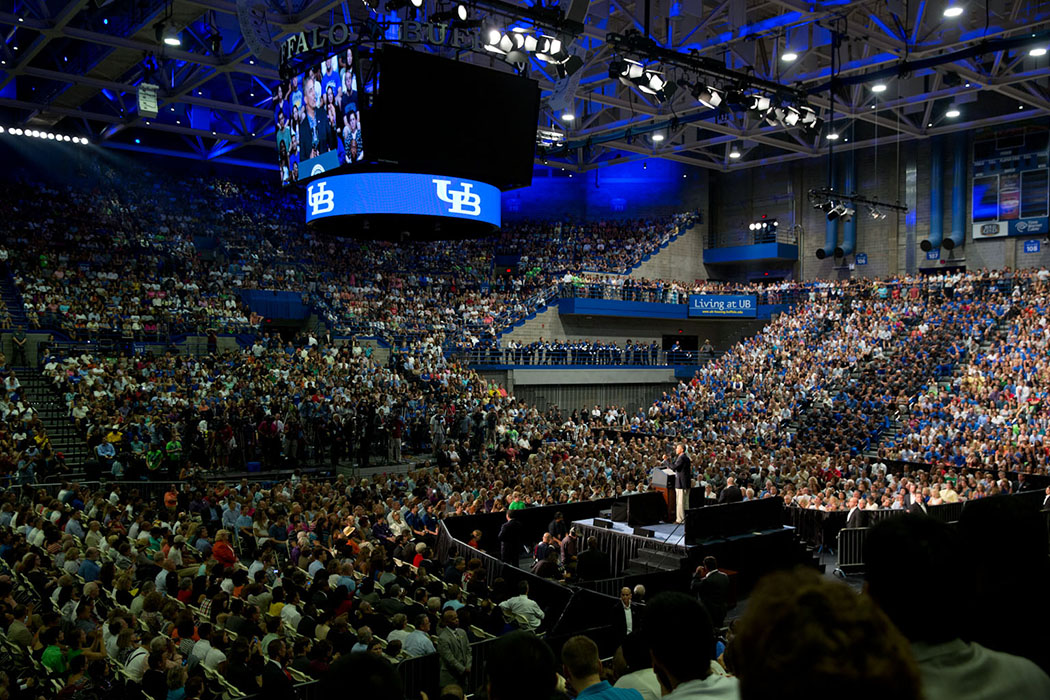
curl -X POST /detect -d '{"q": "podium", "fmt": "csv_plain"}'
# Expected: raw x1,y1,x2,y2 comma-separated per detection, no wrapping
650,468,677,522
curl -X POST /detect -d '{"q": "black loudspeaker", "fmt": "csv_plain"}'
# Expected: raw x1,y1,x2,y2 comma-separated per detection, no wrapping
610,501,629,523
632,527,655,538
592,519,614,529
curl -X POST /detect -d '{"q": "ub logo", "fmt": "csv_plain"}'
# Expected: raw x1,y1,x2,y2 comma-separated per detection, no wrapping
433,179,482,216
308,181,335,216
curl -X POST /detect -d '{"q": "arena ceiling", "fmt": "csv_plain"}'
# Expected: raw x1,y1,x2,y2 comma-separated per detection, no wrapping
1,0,1049,175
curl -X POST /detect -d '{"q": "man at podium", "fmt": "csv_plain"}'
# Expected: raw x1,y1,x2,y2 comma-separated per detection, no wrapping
671,443,692,523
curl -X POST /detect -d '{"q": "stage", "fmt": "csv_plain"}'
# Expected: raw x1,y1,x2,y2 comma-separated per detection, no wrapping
572,517,694,575
573,518,688,548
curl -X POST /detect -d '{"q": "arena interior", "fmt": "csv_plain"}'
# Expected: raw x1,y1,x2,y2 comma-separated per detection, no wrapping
1,1,1050,700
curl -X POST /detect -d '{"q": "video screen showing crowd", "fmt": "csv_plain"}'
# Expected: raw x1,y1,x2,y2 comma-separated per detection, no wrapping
274,49,365,186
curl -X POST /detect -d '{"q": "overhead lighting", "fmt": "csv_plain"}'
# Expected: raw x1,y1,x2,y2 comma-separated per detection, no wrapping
945,105,960,118
652,132,665,142
943,5,963,18
156,22,181,46
611,58,676,102
561,113,574,122
827,131,840,140
728,143,742,159
691,83,723,109
430,4,468,23
1030,47,1048,57
871,83,887,93
781,51,798,62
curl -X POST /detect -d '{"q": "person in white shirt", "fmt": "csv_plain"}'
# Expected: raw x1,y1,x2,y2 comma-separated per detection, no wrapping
499,581,545,631
280,591,302,628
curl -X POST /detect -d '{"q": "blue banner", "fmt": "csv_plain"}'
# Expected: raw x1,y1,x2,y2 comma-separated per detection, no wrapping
305,172,501,228
926,249,941,261
855,253,867,265
1024,239,1042,254
688,294,758,318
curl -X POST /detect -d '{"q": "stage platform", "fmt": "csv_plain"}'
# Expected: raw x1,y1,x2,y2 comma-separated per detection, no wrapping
573,517,695,575
573,518,688,548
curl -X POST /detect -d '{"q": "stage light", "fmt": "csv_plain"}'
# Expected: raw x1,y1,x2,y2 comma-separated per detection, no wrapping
555,55,583,78
431,4,468,23
781,51,797,62
943,5,963,18
827,204,846,221
945,105,960,118
748,95,771,113
827,131,840,140
163,26,181,46
46,132,54,139
134,138,141,144
691,83,723,109
871,83,887,93
1030,47,1048,57
782,107,801,126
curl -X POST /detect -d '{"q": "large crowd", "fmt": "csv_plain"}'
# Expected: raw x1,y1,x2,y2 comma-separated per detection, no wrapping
1,167,1049,699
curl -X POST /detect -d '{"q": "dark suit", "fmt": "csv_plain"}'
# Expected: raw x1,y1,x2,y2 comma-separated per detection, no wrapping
611,601,644,641
693,570,730,628
672,452,692,489
908,501,929,516
499,517,524,565
576,547,610,580
261,660,296,700
846,506,866,529
718,485,743,504
672,451,692,522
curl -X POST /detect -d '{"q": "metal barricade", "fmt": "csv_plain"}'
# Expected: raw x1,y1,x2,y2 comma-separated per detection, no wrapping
836,527,868,574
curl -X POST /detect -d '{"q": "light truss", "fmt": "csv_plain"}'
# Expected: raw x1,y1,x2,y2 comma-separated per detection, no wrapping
0,0,1047,173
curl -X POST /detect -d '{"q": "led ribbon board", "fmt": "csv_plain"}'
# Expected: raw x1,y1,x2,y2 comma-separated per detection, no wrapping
305,172,501,229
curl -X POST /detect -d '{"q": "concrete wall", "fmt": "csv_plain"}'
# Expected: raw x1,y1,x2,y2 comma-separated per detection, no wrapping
708,121,1050,280
629,218,708,282
476,368,678,412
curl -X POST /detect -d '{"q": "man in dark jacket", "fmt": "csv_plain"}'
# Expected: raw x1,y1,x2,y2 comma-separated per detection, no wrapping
499,511,524,565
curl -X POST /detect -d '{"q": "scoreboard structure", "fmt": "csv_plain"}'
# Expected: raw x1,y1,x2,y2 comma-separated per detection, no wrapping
971,125,1050,240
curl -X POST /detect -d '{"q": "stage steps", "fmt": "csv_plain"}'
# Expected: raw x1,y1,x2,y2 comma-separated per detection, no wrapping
628,545,685,573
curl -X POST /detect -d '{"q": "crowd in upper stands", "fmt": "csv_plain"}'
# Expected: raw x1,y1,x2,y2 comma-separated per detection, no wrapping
0,166,697,350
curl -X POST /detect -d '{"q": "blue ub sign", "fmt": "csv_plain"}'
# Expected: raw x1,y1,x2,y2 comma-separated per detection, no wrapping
688,294,758,318
305,172,501,228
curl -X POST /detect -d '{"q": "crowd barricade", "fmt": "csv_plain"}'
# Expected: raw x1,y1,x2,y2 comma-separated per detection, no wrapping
396,651,440,700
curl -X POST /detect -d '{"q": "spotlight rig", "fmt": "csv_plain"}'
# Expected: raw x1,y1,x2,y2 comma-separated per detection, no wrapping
808,188,907,221
605,30,823,136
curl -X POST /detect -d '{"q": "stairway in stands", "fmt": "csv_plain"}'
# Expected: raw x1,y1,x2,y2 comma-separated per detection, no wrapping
13,367,92,471
1,267,29,329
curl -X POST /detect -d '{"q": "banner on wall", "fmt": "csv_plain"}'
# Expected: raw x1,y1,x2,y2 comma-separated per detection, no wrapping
688,294,757,318
1024,239,1042,254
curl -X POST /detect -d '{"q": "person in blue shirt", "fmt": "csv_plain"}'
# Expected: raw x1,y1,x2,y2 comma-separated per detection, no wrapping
78,547,101,582
561,635,642,700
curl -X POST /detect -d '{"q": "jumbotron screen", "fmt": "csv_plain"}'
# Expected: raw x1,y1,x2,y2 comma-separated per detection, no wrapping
273,48,365,186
